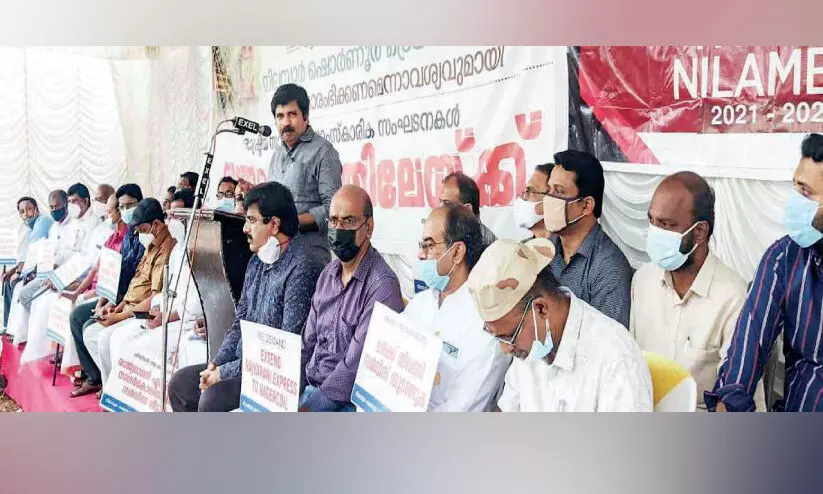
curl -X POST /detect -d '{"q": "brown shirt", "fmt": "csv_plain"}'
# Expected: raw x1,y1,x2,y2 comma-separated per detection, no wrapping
122,226,176,309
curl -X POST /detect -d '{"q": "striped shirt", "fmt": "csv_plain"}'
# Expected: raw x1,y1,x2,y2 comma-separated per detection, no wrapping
707,236,823,412
548,223,633,328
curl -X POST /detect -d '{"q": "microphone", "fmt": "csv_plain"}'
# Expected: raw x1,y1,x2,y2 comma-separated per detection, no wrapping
232,117,272,137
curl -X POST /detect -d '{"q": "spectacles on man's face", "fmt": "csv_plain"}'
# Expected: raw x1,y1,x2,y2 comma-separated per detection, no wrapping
484,298,534,347
327,215,369,230
216,191,234,199
521,187,550,202
418,239,447,255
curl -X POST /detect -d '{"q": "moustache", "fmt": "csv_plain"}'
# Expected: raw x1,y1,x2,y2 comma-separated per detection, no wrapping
281,126,295,133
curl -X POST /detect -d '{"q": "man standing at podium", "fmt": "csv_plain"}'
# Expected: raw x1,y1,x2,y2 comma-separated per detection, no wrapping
265,83,342,264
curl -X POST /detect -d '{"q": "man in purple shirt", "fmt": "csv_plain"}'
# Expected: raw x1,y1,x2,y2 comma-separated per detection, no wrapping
299,185,404,412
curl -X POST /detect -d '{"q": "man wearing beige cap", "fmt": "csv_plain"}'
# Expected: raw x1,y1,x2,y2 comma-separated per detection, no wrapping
466,238,652,412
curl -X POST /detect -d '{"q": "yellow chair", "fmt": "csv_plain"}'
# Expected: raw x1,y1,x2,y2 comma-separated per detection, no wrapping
642,351,697,412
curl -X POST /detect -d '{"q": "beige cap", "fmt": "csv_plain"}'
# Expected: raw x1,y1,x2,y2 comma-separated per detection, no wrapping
466,238,556,322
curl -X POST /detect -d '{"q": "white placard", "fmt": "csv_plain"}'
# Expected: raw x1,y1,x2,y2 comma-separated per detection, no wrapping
351,302,441,412
35,238,55,279
101,333,170,413
239,320,302,412
48,253,91,290
0,227,18,265
96,248,122,302
45,296,73,347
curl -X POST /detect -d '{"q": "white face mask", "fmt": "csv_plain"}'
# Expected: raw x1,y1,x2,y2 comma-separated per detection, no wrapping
67,202,82,220
257,236,282,264
139,224,155,249
91,200,107,219
513,198,542,229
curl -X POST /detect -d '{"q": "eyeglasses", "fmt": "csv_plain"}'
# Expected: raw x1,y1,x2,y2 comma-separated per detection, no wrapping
216,191,234,199
418,240,446,254
484,298,534,347
327,216,369,230
521,188,550,201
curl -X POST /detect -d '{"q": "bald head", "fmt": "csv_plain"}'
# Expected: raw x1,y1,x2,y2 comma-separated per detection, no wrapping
656,171,715,237
96,184,116,203
332,185,373,218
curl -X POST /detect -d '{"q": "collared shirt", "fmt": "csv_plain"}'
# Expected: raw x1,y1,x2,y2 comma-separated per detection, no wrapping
117,230,145,303
49,217,85,267
212,234,325,380
82,217,109,264
90,223,129,291
631,253,766,411
707,236,823,412
548,223,633,328
267,126,343,264
498,290,653,412
18,214,54,263
122,226,175,309
480,221,497,249
403,285,511,411
301,245,404,410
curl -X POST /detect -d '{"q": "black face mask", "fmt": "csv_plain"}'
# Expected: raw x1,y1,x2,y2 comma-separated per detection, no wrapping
51,205,67,223
328,226,363,262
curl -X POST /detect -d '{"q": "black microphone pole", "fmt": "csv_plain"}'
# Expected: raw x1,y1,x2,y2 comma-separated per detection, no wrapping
161,120,239,411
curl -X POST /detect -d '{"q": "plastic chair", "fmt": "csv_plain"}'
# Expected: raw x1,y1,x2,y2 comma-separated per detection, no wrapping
642,351,697,412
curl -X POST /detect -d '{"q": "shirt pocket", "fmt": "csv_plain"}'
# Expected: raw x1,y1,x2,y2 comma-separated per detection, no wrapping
682,342,721,406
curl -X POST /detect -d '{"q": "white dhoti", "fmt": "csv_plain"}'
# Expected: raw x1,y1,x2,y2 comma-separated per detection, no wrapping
7,283,28,342
83,317,137,386
20,290,57,363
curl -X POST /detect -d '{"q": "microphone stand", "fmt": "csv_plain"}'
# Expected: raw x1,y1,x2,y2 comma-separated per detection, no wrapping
159,119,243,411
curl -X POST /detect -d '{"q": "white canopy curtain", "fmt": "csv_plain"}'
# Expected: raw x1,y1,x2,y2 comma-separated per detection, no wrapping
0,46,213,247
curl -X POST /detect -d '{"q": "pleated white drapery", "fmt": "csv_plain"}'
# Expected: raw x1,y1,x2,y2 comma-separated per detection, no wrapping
0,47,213,249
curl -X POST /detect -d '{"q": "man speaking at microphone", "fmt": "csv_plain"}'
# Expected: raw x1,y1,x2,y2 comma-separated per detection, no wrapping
239,84,343,265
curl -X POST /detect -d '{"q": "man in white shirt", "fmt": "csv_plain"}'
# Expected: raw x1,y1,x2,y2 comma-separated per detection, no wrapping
405,206,509,411
17,184,102,362
466,238,653,412
630,171,765,411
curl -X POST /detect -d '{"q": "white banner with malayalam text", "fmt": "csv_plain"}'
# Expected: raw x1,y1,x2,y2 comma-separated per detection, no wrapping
212,46,569,255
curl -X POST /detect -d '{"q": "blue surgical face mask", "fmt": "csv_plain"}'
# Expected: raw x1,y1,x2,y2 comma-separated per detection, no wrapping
645,222,701,272
525,300,554,362
415,244,455,292
215,198,235,212
120,207,135,225
783,189,823,248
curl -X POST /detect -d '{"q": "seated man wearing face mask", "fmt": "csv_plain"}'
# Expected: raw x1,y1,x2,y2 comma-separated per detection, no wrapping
169,182,325,412
541,150,632,328
466,238,652,412
214,176,238,212
70,184,146,396
709,133,823,412
7,187,97,349
406,206,510,411
82,198,176,388
299,185,404,412
630,171,765,412
2,196,53,332
512,164,554,240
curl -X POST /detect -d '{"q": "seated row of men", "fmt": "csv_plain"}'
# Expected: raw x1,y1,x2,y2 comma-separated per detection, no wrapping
5,133,823,412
